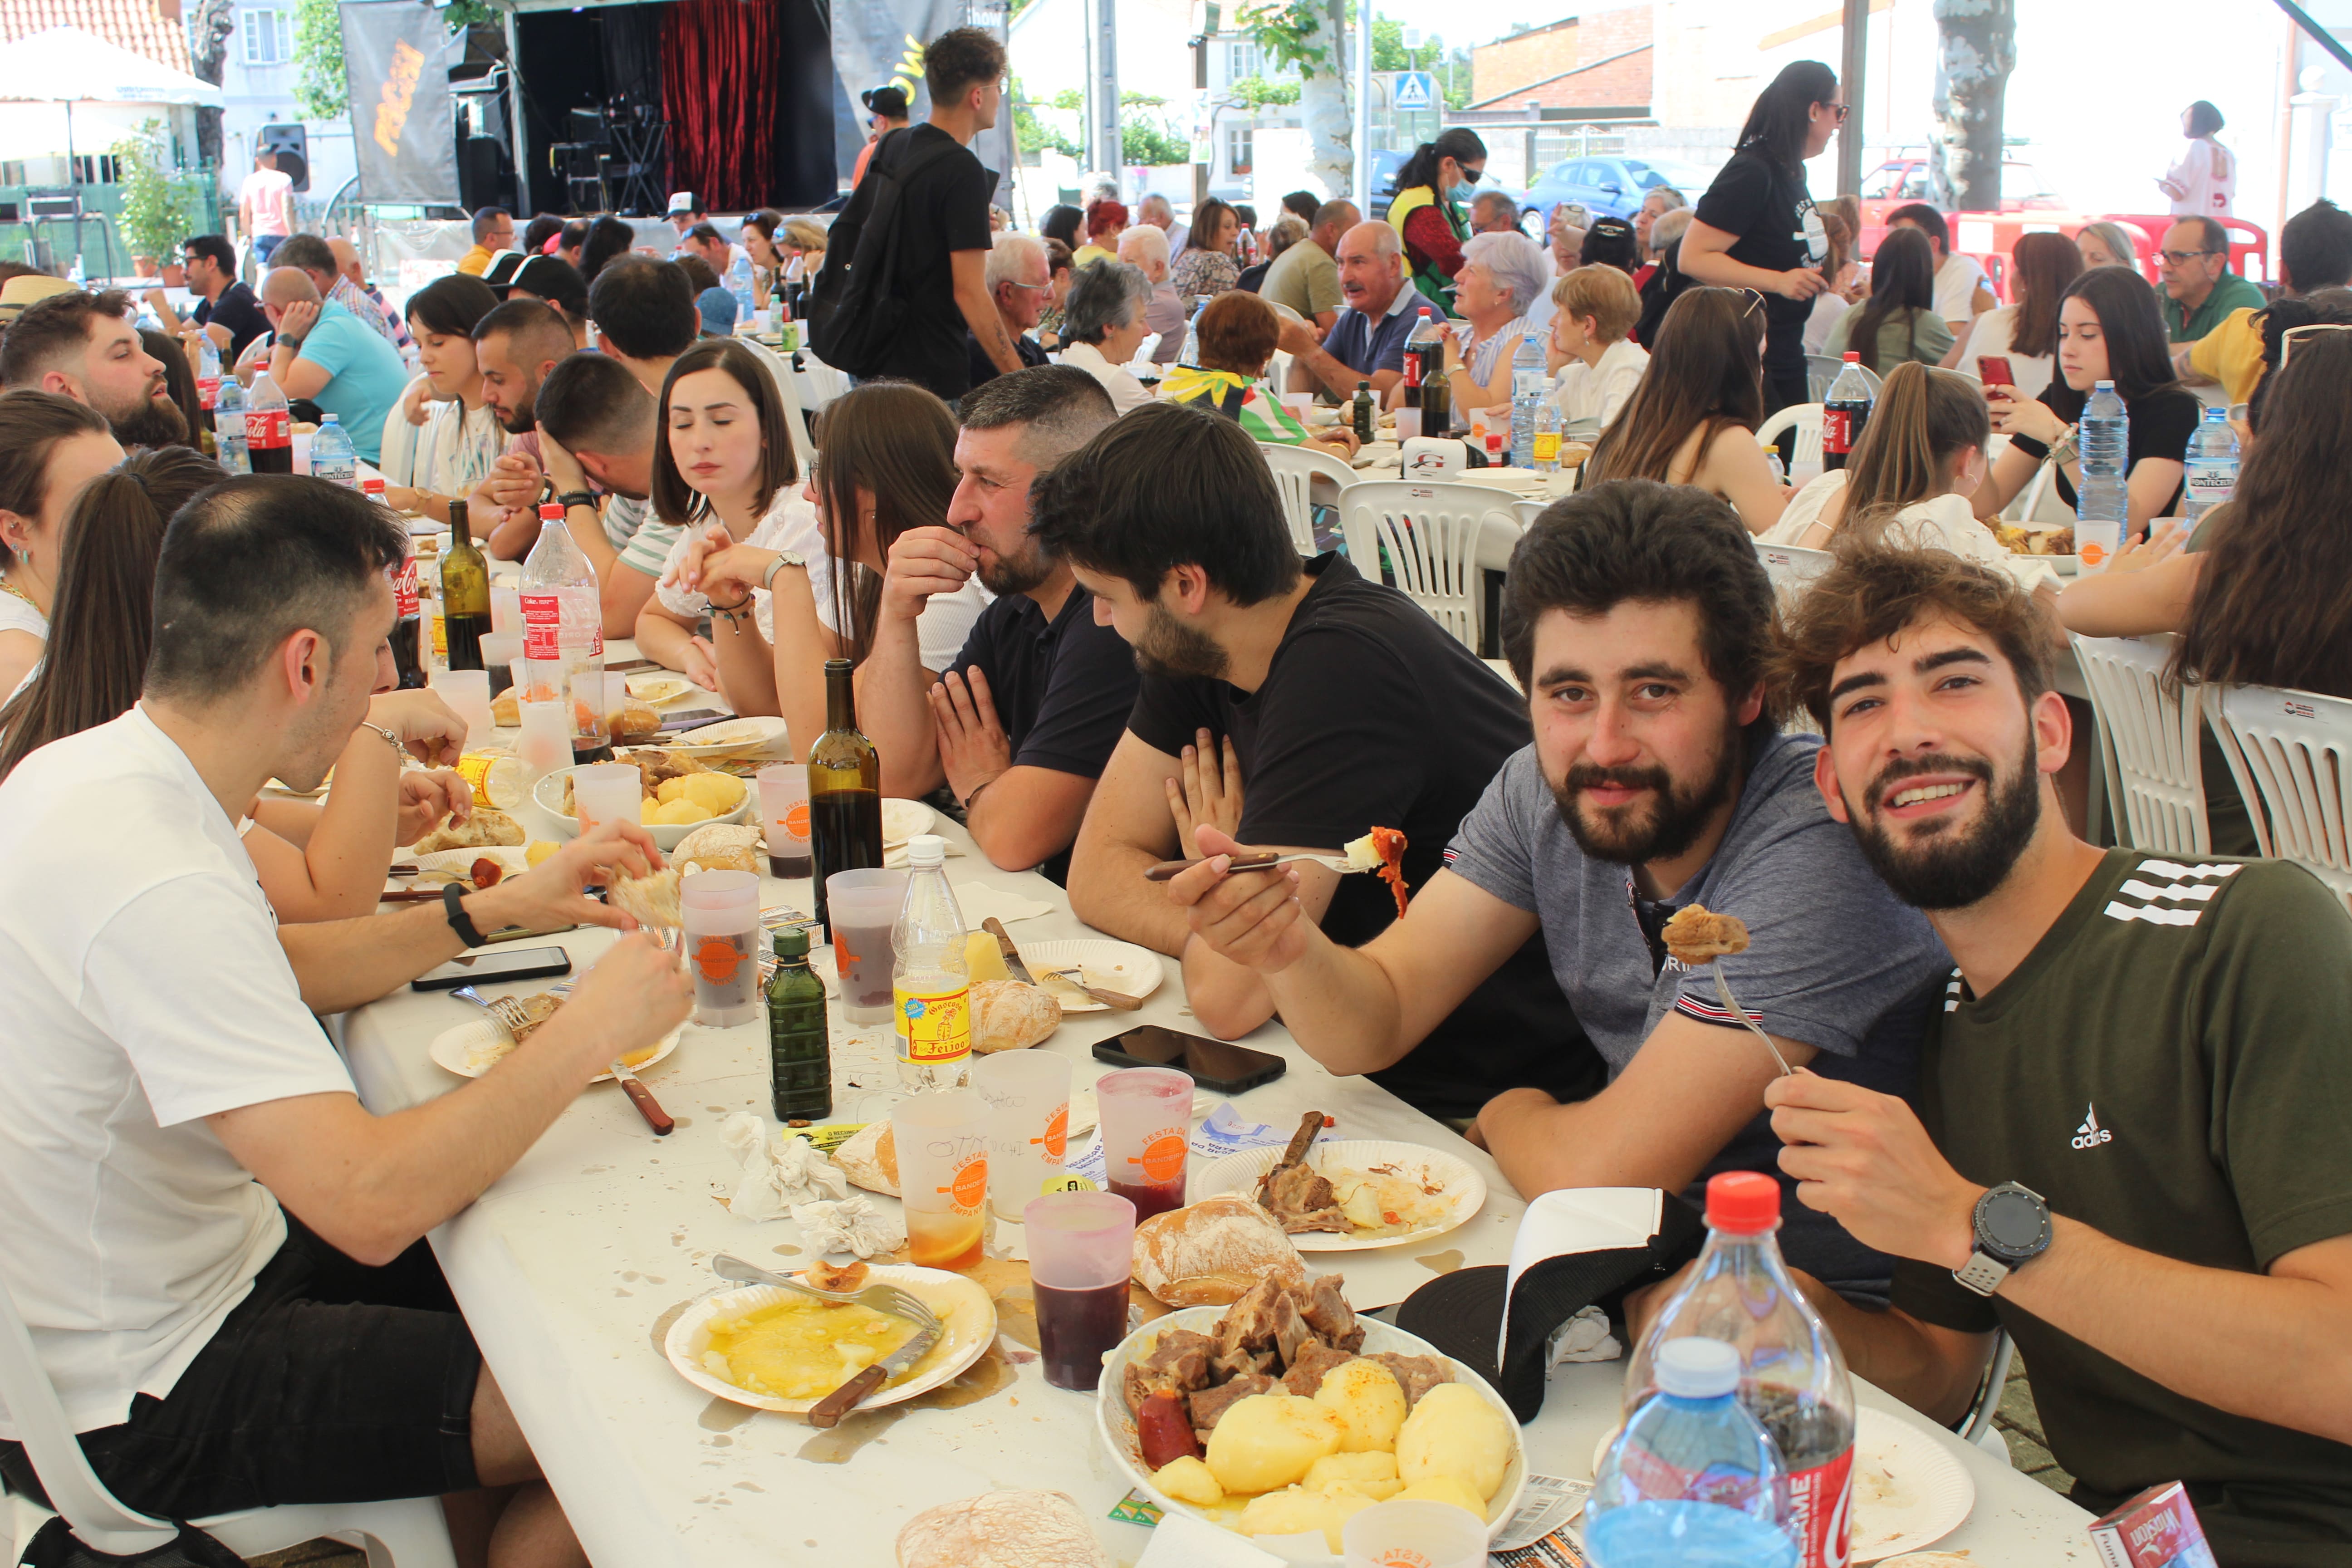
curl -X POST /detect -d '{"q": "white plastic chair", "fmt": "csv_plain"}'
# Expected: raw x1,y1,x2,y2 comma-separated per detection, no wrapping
1513,499,1545,530
2213,682,2352,909
0,1267,456,1565
1257,441,1357,555
1754,540,1834,600
1959,1328,2015,1465
737,336,815,467
1754,402,1824,472
2000,458,2074,525
794,352,850,412
2069,633,2210,854
375,373,430,488
1343,481,1518,650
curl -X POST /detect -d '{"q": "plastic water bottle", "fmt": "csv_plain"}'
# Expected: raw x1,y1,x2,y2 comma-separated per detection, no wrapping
195,334,222,418
309,414,358,489
726,247,756,331
2074,379,2130,573
519,508,608,760
214,377,250,475
892,834,972,1091
1532,398,1562,473
1588,1338,1797,1568
1177,298,1208,369
1510,333,1547,468
2182,404,2238,529
1822,352,1874,472
1625,1172,1856,1568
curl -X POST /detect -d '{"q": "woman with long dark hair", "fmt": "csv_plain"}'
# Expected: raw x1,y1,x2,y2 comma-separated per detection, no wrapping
379,273,503,525
1824,226,1952,372
1386,127,1488,317
1946,229,2081,397
1974,265,2199,531
579,214,637,283
0,390,119,701
1584,286,1788,532
1679,60,1841,412
1172,197,1243,300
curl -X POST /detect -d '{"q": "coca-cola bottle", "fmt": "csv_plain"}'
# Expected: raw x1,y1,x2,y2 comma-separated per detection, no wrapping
1625,1172,1856,1568
519,503,609,763
1821,352,1873,473
369,477,429,689
245,370,293,474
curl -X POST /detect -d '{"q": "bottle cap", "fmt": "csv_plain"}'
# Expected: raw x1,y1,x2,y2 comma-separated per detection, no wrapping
1656,1336,1741,1398
1842,351,1860,362
2094,379,2115,390
906,833,946,868
773,927,809,959
1705,1170,1781,1234
539,501,565,520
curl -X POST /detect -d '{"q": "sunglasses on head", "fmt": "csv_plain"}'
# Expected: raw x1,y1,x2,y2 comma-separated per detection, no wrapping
2282,322,2352,361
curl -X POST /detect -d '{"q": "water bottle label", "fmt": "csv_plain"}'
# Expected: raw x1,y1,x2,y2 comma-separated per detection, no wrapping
1787,1448,1854,1568
519,593,564,659
894,982,971,1064
245,408,289,449
1612,1444,1778,1514
2186,472,2234,504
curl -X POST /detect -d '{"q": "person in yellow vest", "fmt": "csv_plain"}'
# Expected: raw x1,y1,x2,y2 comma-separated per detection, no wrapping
1386,128,1487,318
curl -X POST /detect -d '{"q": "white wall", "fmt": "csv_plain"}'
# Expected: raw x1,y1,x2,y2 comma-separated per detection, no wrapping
217,0,359,218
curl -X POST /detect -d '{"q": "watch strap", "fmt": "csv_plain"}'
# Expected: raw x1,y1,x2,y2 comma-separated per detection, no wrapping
1952,1250,2012,1296
554,490,598,511
763,550,804,589
442,883,489,948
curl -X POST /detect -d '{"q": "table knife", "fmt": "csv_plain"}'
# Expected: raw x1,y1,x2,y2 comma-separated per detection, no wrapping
607,1056,674,1135
983,916,1035,985
807,1318,941,1427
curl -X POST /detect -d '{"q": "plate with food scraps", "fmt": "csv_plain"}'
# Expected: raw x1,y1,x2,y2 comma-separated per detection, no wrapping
661,715,792,758
663,1264,996,1415
1191,1138,1487,1251
428,1007,681,1085
882,797,936,843
399,846,529,890
1016,938,1165,1012
624,671,696,706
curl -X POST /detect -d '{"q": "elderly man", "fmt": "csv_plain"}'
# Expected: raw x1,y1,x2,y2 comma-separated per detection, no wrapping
1261,198,1357,336
0,289,187,447
457,207,514,277
2180,197,2352,392
967,231,1053,389
2157,215,2264,344
1138,192,1189,257
1470,190,1521,235
328,235,410,349
1633,185,1685,255
271,234,404,352
1117,223,1186,365
1278,221,1440,403
257,269,407,462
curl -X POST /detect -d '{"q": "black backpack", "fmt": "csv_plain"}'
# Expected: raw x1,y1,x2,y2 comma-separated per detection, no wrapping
805,127,966,377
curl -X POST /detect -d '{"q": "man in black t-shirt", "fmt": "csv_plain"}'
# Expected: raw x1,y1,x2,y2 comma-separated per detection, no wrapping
1044,403,1595,1120
1765,547,2352,1564
180,234,270,363
861,367,1136,885
857,28,1024,402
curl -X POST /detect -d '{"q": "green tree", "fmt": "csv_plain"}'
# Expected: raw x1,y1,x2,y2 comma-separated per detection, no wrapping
1224,75,1300,110
1120,93,1190,167
111,119,200,262
1011,78,1083,162
290,0,346,123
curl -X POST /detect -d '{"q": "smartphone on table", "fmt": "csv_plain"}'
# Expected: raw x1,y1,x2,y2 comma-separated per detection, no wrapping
1093,1026,1287,1095
412,945,573,991
658,708,729,733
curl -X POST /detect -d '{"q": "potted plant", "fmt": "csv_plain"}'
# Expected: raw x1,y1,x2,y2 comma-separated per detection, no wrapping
112,120,199,270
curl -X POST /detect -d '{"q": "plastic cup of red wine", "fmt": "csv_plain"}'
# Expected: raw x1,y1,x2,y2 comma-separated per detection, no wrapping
825,869,905,1025
1024,1191,1136,1391
1096,1067,1192,1223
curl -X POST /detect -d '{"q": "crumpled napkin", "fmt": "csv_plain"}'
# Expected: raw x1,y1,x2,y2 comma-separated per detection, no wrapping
720,1115,847,1221
1548,1303,1621,1367
792,1195,905,1259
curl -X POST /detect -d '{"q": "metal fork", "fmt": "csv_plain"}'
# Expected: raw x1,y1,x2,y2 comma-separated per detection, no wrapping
1709,967,1794,1077
451,985,534,1039
1143,849,1358,882
710,1253,938,1331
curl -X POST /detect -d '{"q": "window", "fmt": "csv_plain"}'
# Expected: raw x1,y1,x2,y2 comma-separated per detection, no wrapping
1228,125,1253,177
1225,40,1260,82
242,7,291,65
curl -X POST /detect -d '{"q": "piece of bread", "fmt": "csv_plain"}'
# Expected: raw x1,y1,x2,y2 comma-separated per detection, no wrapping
970,980,1061,1054
1132,1194,1309,1308
896,1490,1110,1568
806,1258,869,1293
410,807,524,853
610,699,662,743
672,822,762,875
833,1120,899,1196
490,687,519,728
608,866,682,929
1661,903,1749,965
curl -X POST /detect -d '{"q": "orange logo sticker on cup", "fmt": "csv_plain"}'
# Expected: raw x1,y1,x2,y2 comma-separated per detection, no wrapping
939,1154,988,1214
1033,1101,1069,1162
2080,540,2107,566
783,801,811,838
1127,1129,1186,1185
694,936,744,985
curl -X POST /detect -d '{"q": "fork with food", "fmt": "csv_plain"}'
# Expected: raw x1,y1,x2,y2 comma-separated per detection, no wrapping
1661,905,1793,1077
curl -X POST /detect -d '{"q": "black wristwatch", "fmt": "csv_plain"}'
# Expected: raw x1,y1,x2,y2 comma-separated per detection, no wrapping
442,883,489,948
1953,1181,2052,1296
554,490,598,511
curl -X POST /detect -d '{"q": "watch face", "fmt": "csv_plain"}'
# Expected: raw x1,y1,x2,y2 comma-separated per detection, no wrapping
1981,1189,2046,1252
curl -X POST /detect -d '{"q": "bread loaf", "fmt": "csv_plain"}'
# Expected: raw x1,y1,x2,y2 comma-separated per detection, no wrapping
896,1490,1109,1568
833,1120,899,1196
672,822,762,874
970,980,1061,1054
410,807,524,853
1132,1194,1308,1307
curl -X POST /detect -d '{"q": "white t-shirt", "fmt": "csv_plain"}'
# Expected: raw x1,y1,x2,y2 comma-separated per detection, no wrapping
0,706,357,1435
2166,138,2235,217
0,576,48,642
1933,252,1988,325
1058,342,1152,415
1551,338,1649,430
1758,475,2057,590
1803,291,1851,357
1955,305,2054,401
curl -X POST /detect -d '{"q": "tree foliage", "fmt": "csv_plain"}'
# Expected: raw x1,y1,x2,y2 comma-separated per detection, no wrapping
110,119,202,261
293,0,495,126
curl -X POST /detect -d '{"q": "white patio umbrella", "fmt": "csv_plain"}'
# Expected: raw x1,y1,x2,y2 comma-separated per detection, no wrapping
0,26,226,274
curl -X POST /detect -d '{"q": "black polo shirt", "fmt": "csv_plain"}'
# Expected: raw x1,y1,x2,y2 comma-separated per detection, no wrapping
946,581,1139,884
194,281,270,363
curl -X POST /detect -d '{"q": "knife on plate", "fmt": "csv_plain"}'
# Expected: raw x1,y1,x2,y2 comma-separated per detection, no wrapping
983,917,1035,985
807,1317,943,1427
607,1055,674,1135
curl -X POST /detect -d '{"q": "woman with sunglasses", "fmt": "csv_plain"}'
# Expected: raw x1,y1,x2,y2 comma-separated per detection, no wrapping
1386,128,1489,318
1973,265,2200,533
1680,60,1842,415
1583,285,1788,533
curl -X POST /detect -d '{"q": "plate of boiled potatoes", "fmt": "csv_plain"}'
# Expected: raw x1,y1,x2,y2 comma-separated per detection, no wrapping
532,764,751,851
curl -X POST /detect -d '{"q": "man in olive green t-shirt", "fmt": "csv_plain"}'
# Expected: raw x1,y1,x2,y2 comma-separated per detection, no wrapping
2159,216,2267,343
1764,548,2352,1567
1261,198,1356,336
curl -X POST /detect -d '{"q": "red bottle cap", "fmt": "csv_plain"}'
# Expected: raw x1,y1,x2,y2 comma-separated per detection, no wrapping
539,501,565,520
1705,1171,1781,1233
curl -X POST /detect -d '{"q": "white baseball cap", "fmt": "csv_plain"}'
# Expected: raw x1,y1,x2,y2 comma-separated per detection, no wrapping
666,191,696,216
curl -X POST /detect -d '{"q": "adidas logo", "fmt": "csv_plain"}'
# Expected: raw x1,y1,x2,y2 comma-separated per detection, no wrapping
2071,1104,2113,1150
2102,859,2241,927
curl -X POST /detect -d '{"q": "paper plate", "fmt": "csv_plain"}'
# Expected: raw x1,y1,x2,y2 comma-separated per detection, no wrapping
625,671,696,706
1190,1139,1487,1252
391,845,530,895
427,1014,681,1085
664,1267,997,1416
882,797,936,843
1016,938,1164,1013
662,715,793,757
1098,1307,1527,1539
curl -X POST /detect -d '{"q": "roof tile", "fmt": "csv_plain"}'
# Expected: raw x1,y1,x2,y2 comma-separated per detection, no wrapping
0,0,196,78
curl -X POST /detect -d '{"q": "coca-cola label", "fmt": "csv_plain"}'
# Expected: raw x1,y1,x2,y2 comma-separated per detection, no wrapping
1823,407,1857,455
1788,1447,1855,1568
196,376,220,412
520,592,563,659
1404,353,1423,388
245,408,290,449
391,554,420,619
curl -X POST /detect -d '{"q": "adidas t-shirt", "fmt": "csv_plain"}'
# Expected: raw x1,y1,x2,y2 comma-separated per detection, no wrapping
1893,850,2352,1562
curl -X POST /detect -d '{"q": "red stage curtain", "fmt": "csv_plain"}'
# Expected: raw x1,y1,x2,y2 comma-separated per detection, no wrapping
660,0,783,212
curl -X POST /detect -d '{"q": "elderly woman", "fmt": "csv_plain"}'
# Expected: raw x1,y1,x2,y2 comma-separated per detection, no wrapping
1172,197,1243,300
1075,199,1127,266
1056,260,1153,413
1117,223,1186,365
1160,290,1356,457
1436,229,1549,421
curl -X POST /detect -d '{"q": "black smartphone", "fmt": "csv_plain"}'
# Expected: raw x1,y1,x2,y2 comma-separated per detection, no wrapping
484,921,579,944
412,945,573,991
607,657,659,674
658,708,729,733
1093,1026,1287,1095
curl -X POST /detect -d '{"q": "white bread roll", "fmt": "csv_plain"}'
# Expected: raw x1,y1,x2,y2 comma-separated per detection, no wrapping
1132,1193,1308,1307
970,980,1061,1054
672,822,763,875
833,1120,899,1196
896,1490,1109,1568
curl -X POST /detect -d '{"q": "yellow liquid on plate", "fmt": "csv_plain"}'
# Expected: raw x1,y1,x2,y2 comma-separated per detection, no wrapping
701,1296,920,1401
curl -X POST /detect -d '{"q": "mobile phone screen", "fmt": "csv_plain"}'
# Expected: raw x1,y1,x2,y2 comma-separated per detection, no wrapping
1092,1026,1287,1094
412,945,573,990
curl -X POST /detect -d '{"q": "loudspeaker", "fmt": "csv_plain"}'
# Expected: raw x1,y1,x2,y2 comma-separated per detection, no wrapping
566,175,605,214
568,107,609,146
552,142,601,180
456,135,512,213
258,123,309,191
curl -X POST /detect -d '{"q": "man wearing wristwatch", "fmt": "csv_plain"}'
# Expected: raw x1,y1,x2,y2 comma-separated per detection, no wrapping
1766,546,2352,1562
257,268,407,464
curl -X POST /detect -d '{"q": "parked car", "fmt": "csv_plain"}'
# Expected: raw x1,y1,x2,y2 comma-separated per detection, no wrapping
1518,155,1719,225
1367,149,1526,228
1858,157,2067,219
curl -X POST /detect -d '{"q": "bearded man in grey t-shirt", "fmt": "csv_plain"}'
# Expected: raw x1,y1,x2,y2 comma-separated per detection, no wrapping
1166,479,1950,1301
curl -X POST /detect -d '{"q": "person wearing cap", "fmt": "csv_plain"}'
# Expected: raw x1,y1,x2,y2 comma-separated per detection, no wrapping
457,207,514,277
507,255,592,349
664,193,706,250
479,250,529,296
853,85,912,186
1164,481,1946,1306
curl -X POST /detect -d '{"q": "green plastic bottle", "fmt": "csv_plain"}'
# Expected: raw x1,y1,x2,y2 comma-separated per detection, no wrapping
767,928,831,1120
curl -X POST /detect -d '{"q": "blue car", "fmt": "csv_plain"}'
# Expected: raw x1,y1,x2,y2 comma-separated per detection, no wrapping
1519,154,1719,226
1369,149,1528,227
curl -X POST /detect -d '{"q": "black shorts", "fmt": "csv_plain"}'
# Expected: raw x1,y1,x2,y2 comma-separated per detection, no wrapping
0,1215,482,1519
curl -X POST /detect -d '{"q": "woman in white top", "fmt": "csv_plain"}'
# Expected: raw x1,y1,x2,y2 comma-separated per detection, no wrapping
2160,101,2235,217
1436,230,1547,421
0,392,122,701
379,274,505,526
1056,260,1154,414
1545,263,1649,430
1944,230,2081,400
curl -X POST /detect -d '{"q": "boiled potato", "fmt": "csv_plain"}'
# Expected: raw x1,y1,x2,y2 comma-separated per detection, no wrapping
1152,1455,1223,1506
653,798,713,826
1235,1485,1377,1553
525,840,561,867
637,799,656,823
1394,1475,1486,1517
1395,1382,1513,1502
1304,1450,1402,1500
682,773,744,813
1205,1394,1343,1496
657,776,694,804
1313,1359,1406,1453
964,929,1011,984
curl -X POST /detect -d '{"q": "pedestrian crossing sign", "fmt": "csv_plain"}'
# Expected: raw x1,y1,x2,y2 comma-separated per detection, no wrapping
1393,71,1434,111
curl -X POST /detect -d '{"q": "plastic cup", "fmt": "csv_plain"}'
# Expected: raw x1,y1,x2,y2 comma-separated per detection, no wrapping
1024,1191,1135,1390
291,431,313,475
516,697,570,780
975,1051,1072,1221
681,869,761,1027
479,632,522,698
489,585,521,635
1395,407,1423,442
571,761,642,835
826,868,905,1024
1095,1066,1192,1222
1341,1499,1489,1568
892,1090,990,1269
602,671,632,727
432,667,493,744
1282,392,1313,424
756,763,812,878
